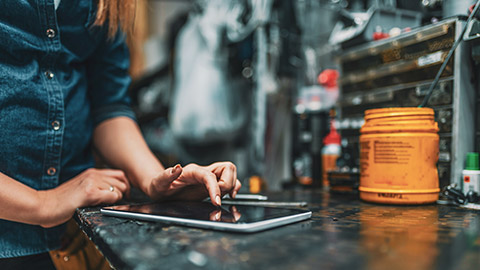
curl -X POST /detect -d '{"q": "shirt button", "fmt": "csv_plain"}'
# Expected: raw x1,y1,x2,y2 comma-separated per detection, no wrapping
45,71,54,80
46,28,56,38
47,167,56,176
51,120,61,131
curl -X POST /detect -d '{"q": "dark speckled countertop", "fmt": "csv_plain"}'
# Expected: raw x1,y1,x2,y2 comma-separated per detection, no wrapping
75,189,480,270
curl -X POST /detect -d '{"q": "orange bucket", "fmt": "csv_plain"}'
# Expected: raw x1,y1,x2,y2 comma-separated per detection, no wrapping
359,107,440,204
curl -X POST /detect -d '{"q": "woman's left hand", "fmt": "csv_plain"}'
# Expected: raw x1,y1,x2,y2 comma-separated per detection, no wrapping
146,162,242,206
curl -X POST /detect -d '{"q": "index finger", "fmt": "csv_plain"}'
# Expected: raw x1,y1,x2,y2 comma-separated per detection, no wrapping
210,162,237,192
230,179,242,199
194,169,222,206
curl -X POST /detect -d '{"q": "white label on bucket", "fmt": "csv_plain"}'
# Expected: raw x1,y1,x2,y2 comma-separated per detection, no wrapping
463,170,480,195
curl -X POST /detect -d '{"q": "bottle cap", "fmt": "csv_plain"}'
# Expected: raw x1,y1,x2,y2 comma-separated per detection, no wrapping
318,69,339,88
466,152,480,170
323,121,341,145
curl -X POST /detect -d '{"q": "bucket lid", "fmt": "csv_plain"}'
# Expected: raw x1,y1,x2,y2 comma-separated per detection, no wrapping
364,107,435,121
466,152,480,170
361,107,438,134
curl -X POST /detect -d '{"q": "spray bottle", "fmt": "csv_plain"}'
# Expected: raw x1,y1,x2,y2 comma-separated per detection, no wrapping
322,118,341,187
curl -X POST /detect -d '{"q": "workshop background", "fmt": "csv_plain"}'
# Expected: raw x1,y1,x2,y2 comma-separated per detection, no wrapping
125,0,480,196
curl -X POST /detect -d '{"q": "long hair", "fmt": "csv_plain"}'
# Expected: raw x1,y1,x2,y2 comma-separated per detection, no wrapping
93,0,148,78
94,0,137,38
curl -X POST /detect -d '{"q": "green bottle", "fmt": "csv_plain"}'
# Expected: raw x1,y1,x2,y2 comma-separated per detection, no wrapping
462,152,480,196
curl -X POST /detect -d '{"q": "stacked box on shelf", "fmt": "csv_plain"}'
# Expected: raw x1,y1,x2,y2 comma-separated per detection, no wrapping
336,18,477,188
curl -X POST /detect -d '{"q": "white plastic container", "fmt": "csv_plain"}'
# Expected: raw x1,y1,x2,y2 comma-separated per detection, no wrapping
462,152,480,195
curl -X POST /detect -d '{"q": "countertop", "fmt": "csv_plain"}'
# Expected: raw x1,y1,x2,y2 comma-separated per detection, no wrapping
75,189,480,270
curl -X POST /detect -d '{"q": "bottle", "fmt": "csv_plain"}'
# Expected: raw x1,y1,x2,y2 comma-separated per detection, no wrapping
249,175,265,194
322,119,341,187
462,152,480,196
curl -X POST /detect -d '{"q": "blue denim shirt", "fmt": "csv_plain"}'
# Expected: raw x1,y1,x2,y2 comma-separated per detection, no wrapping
0,0,135,257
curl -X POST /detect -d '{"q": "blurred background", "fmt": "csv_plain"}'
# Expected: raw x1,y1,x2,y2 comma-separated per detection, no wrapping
125,0,480,194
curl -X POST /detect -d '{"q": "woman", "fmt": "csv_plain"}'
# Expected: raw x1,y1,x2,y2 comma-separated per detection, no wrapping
0,0,241,268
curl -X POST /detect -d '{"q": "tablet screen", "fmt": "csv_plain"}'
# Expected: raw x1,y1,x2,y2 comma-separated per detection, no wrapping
103,201,309,224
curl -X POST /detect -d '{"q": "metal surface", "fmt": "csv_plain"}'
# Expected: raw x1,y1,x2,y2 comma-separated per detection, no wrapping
452,19,477,187
443,0,476,18
77,190,480,270
477,84,480,153
329,7,422,50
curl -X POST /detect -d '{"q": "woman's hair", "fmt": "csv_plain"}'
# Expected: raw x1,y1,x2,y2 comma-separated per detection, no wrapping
94,0,137,38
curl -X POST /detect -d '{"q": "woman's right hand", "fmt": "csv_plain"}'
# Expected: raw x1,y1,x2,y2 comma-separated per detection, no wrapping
37,168,130,228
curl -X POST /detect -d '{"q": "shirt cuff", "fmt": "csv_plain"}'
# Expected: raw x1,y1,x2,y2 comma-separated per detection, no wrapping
91,104,137,126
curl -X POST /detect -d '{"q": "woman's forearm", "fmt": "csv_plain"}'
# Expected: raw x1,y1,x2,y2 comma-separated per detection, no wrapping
0,168,131,228
0,172,48,226
92,116,164,194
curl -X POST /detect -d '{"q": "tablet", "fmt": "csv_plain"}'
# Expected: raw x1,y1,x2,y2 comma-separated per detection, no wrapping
100,201,311,233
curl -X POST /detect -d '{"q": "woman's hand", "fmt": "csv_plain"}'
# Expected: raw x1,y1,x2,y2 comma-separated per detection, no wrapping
209,206,242,222
147,162,242,206
37,168,130,228
92,118,240,207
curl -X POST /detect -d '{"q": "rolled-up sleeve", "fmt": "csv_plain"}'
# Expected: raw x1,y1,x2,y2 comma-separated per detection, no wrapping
86,31,136,126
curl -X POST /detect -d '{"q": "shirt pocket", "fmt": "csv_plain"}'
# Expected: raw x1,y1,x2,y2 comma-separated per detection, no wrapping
57,0,103,61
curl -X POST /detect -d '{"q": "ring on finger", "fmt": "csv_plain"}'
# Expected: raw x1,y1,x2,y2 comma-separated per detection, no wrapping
109,186,115,192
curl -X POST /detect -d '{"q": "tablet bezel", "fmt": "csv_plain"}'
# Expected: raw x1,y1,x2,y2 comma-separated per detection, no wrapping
100,203,312,233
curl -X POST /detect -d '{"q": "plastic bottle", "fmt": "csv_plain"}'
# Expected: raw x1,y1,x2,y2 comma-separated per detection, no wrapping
462,152,480,196
322,120,341,187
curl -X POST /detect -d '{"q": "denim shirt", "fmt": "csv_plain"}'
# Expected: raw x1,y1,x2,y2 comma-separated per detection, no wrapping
0,0,135,258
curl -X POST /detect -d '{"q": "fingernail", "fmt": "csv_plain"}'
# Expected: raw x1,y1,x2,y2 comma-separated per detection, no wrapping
215,212,221,220
215,195,221,206
171,164,181,174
